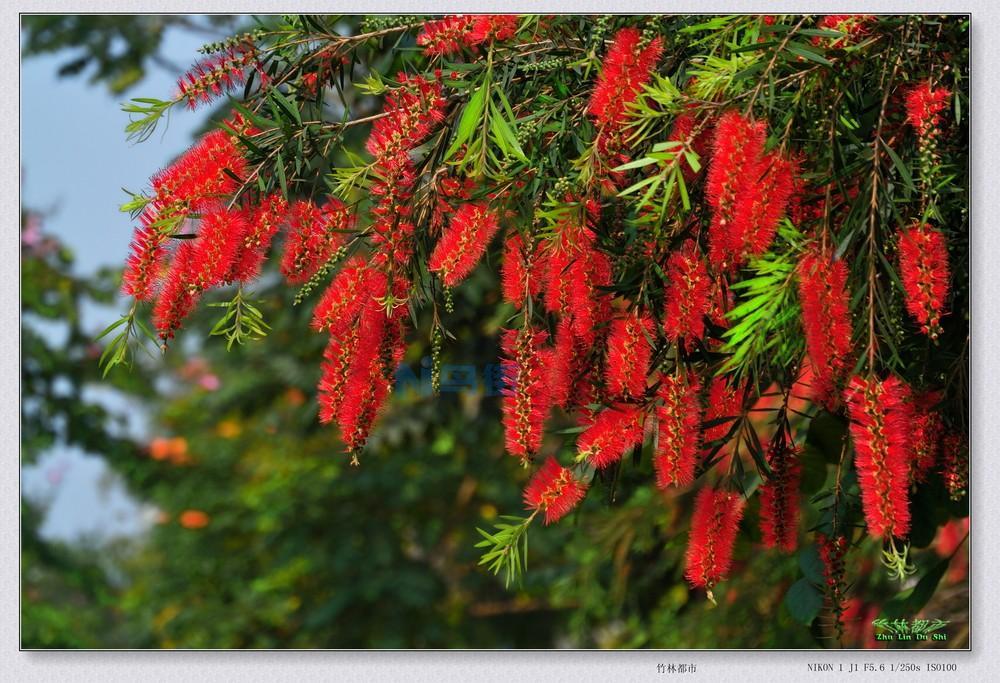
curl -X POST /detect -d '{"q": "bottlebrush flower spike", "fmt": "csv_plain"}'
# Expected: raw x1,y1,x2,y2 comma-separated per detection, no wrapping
280,198,353,285
121,207,168,300
500,327,551,460
227,193,288,282
814,15,873,48
523,457,588,525
843,375,914,539
684,488,745,594
904,81,951,136
706,111,767,270
311,257,375,337
151,129,246,212
152,243,199,340
177,40,260,109
663,240,712,351
429,202,501,287
185,206,248,291
577,403,645,469
739,152,799,256
910,391,944,483
817,533,848,631
549,318,596,411
758,440,802,552
317,328,360,424
940,432,968,501
898,223,950,338
797,249,853,409
365,74,447,160
668,111,714,182
703,376,744,449
501,233,543,308
605,309,654,400
417,15,520,56
654,371,703,488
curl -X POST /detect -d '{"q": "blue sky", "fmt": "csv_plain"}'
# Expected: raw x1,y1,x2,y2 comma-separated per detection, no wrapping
21,23,219,543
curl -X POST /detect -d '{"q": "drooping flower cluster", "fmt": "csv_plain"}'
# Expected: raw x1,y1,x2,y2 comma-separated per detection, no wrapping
910,391,944,484
605,310,654,400
816,533,849,632
797,249,854,408
654,372,703,488
843,375,913,539
577,403,645,469
500,327,551,461
758,440,802,552
702,377,744,451
706,111,797,270
500,233,543,308
588,28,663,184
523,457,588,525
429,202,501,286
684,488,745,592
898,222,950,338
122,129,248,301
227,193,288,282
177,40,262,110
279,199,353,285
662,240,712,351
416,15,520,56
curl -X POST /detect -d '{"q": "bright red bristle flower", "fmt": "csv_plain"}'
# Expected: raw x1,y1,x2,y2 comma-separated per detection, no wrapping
228,193,288,282
588,28,663,183
684,488,745,593
429,202,501,287
177,41,260,110
605,309,654,400
758,440,802,552
501,233,543,308
365,74,447,160
151,129,246,213
738,152,799,256
702,376,744,450
317,328,360,424
577,403,645,469
706,111,767,270
523,457,588,525
185,206,247,291
500,327,551,460
152,243,199,340
904,81,951,136
797,249,853,409
417,15,519,56
280,198,353,285
843,375,914,539
654,371,703,488
898,223,950,338
940,432,968,501
311,257,375,337
121,208,168,300
663,240,712,351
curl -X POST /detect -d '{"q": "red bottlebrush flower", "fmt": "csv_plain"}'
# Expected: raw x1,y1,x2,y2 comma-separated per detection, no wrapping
904,81,951,135
577,403,645,469
738,152,799,256
523,457,588,525
797,249,854,409
227,193,288,282
843,375,914,539
706,111,767,270
684,488,745,592
152,243,199,340
940,432,968,501
428,202,501,287
654,371,703,488
898,223,950,338
588,28,663,182
501,233,543,308
758,441,802,552
663,240,712,351
121,208,168,300
417,16,474,56
910,391,944,483
703,376,744,448
280,198,353,285
605,309,654,400
814,15,873,48
467,15,519,45
151,129,247,213
185,206,248,290
500,327,552,460
177,41,260,110
548,317,596,411
311,257,375,337
365,74,447,160
668,112,715,182
317,327,360,424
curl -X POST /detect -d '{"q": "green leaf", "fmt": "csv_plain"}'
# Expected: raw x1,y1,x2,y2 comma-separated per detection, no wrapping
447,84,487,158
784,578,824,625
